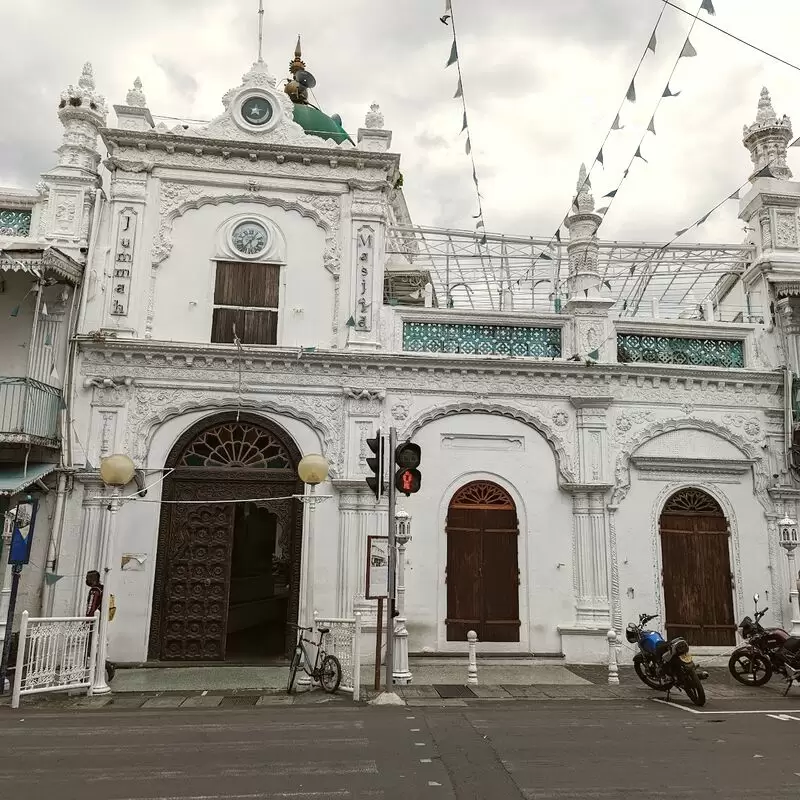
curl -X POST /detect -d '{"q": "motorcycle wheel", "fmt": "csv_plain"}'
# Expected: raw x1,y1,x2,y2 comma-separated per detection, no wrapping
682,665,706,707
634,657,673,690
728,651,772,687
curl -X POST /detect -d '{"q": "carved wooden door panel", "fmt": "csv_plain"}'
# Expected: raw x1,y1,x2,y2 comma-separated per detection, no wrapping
660,489,735,647
160,489,234,661
446,481,521,643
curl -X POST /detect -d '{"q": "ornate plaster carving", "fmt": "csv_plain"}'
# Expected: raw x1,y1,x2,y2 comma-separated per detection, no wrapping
400,400,576,484
125,388,341,472
612,417,771,511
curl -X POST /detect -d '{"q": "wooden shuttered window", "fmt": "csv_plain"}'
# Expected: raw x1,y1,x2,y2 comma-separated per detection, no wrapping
211,261,280,345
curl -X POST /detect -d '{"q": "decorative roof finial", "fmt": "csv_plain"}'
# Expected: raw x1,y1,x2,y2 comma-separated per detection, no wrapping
78,62,95,91
284,35,311,105
365,103,384,130
574,163,595,213
756,86,777,126
126,76,147,108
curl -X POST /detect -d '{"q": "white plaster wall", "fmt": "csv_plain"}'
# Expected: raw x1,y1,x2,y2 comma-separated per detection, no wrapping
98,406,336,663
0,272,40,376
151,202,333,348
615,466,770,661
393,413,575,655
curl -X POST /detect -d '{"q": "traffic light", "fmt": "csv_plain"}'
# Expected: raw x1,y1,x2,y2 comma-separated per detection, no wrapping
394,441,422,496
365,429,384,501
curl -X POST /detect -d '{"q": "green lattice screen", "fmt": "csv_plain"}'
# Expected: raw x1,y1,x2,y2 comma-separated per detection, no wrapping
617,333,744,368
0,209,32,236
403,321,562,357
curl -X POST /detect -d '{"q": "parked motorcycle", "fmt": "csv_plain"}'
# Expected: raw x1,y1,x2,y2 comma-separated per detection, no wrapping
729,593,800,694
626,612,708,706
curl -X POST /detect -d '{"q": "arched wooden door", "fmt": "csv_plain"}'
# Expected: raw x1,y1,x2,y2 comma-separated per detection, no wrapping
148,412,303,662
659,488,735,646
446,481,521,642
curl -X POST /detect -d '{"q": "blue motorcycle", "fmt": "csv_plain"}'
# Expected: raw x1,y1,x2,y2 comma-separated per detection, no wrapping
626,613,708,706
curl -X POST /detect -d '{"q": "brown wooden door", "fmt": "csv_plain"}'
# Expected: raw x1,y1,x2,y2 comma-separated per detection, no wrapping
159,486,235,661
446,481,521,643
660,488,735,646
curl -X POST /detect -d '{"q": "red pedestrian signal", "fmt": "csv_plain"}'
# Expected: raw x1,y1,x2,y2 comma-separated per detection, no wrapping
394,441,421,496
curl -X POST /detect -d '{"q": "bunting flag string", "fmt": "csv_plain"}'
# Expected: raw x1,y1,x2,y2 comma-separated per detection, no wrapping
443,0,487,243
515,2,673,288
582,1,708,229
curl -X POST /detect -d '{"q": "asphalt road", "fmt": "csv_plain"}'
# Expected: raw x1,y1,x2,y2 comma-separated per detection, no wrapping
2,698,800,799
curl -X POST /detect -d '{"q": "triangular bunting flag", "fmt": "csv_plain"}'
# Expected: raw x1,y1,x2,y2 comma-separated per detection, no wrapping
791,137,800,147
663,84,681,97
629,266,635,275
50,364,60,384
446,40,458,67
647,117,656,135
634,146,647,162
611,113,624,131
454,78,463,98
472,167,479,185
587,349,600,360
596,206,609,214
479,235,487,246
700,0,715,14
465,136,471,155
584,289,589,298
696,213,710,226
597,148,604,166
44,331,52,346
675,227,689,237
648,31,657,54
728,189,741,200
540,252,553,261
9,305,19,317
680,39,698,58
41,302,48,316
603,189,618,199
461,111,467,133
58,396,67,411
754,165,775,178
346,316,356,327
440,13,450,24
603,280,612,291
626,80,636,103
555,229,562,243
44,573,64,586
476,219,485,229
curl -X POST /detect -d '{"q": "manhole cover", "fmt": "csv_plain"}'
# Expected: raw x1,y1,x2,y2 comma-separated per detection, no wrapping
433,685,475,698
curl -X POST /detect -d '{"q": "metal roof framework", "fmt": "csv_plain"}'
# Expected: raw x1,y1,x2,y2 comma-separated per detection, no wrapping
386,225,755,322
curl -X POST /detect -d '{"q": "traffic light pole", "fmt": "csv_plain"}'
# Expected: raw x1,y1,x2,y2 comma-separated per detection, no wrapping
384,426,397,695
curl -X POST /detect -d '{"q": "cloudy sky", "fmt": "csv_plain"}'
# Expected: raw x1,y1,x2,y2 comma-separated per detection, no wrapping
2,0,799,244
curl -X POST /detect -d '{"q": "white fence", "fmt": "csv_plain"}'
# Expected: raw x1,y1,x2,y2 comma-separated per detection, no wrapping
315,613,362,702
11,611,99,708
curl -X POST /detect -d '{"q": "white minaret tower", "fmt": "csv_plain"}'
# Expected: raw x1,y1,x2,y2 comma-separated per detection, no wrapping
38,63,107,253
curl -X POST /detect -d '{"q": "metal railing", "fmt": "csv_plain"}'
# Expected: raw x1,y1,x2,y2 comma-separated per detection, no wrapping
314,612,362,701
11,611,99,708
0,378,61,442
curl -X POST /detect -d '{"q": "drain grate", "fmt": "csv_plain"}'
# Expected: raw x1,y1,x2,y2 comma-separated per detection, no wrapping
433,684,476,698
220,695,259,707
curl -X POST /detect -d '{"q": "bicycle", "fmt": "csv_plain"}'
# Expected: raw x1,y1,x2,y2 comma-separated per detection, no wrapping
286,623,342,694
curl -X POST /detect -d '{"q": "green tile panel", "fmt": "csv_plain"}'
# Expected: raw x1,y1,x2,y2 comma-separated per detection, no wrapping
403,321,562,358
617,333,744,368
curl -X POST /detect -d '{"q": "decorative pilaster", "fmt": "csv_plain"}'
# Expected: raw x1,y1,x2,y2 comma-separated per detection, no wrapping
343,388,385,478
357,104,393,153
113,77,154,132
335,482,386,623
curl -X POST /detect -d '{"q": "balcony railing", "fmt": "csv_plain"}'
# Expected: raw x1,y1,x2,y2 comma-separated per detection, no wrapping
0,378,62,445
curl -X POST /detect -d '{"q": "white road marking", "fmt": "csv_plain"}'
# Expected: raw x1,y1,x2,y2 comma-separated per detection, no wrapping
410,728,421,732
652,699,800,716
201,690,208,696
414,742,426,746
767,713,800,721
420,758,432,763
428,782,442,787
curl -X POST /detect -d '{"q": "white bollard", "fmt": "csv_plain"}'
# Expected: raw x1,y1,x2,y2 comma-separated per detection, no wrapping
467,630,478,685
607,629,619,686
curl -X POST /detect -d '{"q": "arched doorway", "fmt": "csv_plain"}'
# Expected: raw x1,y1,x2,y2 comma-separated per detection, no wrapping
659,487,735,646
445,480,521,642
148,412,303,662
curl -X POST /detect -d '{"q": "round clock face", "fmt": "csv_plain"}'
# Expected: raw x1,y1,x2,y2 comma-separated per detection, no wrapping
241,96,273,126
232,221,269,256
